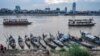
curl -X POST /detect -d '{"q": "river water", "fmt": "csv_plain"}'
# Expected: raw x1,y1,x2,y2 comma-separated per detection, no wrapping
0,16,100,48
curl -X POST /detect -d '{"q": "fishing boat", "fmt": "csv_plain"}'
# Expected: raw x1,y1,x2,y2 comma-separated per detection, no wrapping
44,38,57,49
18,36,25,49
49,33,64,47
70,36,95,49
59,34,70,43
42,34,57,49
7,35,16,49
57,32,64,40
52,40,64,47
80,42,95,49
68,18,95,26
38,36,47,49
80,31,100,45
31,36,40,48
3,19,32,25
25,35,31,49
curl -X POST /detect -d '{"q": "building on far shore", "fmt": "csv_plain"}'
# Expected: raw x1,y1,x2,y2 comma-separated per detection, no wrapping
65,7,67,14
72,2,76,14
15,5,21,11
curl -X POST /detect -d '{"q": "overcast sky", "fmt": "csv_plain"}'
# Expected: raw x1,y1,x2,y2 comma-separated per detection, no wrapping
0,0,100,11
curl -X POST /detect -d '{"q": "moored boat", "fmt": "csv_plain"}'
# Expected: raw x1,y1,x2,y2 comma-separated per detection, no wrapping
7,35,16,49
38,36,47,49
70,35,95,49
49,33,64,47
18,36,25,49
25,35,31,49
31,36,40,48
42,34,57,49
80,31,100,45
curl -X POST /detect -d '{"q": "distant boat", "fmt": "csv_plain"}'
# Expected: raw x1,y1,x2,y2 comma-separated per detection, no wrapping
18,36,25,49
7,35,16,49
80,31,100,45
68,18,95,26
3,19,32,25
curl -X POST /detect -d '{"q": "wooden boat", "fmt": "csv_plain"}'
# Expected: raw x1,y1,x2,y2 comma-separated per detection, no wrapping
59,34,70,43
3,19,32,25
52,40,64,47
57,32,64,40
44,38,57,49
31,36,40,48
7,35,16,49
42,34,57,49
57,32,70,43
38,36,47,49
25,35,31,49
70,35,95,49
49,33,64,47
80,31,100,45
18,36,25,49
80,42,95,49
68,18,95,26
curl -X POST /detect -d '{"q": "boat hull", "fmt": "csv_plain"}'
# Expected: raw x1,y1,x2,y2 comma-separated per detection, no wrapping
8,37,16,49
3,22,32,25
69,24,95,26
18,37,25,49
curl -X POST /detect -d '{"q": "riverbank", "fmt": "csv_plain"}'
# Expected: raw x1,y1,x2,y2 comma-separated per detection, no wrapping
0,49,100,56
0,49,49,56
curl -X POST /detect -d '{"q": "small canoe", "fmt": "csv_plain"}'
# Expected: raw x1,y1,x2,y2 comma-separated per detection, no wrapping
52,40,64,47
38,36,47,49
42,34,57,49
25,36,31,49
8,35,16,49
18,36,25,49
44,38,57,49
31,37,40,48
49,33,64,47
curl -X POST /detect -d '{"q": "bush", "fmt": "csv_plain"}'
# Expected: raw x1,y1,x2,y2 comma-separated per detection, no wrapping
68,44,91,56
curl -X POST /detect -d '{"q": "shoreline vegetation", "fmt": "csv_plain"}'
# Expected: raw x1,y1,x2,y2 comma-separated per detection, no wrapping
0,43,92,56
1,43,99,56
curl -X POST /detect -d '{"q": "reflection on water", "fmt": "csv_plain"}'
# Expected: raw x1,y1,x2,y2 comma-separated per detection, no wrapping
0,16,100,47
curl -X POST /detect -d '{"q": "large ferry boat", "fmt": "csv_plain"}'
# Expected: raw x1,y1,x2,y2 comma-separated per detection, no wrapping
3,19,32,25
68,18,95,26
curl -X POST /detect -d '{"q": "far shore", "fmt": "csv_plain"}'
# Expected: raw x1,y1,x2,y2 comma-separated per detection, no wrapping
0,14,100,16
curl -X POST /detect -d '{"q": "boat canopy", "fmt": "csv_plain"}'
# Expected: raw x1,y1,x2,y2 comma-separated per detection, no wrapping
86,34,96,39
59,34,69,42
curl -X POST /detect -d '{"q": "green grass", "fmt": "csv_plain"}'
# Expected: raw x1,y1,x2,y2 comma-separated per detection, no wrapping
68,43,91,56
51,43,91,56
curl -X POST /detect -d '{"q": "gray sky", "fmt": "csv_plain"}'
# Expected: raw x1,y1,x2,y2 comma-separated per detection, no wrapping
0,0,100,11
